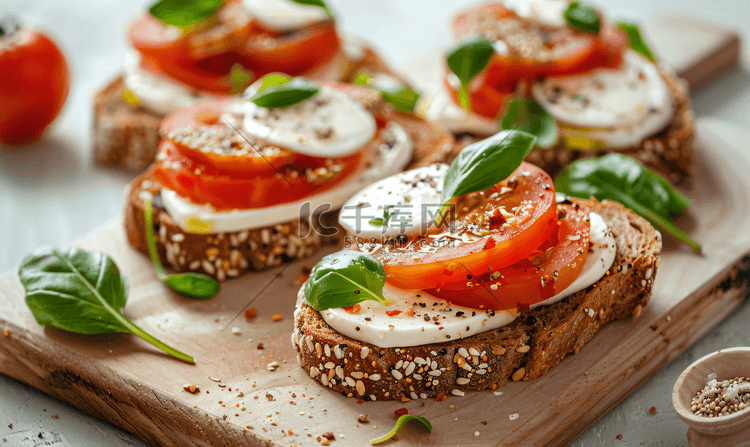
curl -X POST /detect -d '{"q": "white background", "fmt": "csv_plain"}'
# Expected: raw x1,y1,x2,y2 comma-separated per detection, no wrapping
1,0,749,445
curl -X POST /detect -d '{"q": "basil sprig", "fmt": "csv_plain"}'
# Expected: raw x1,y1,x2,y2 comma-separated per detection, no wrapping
149,0,224,29
144,201,220,299
354,72,421,113
249,74,320,109
446,36,494,111
289,0,334,18
500,99,558,148
564,2,600,33
18,247,194,363
617,22,656,61
304,251,390,311
555,153,700,253
369,206,395,226
438,130,537,223
371,415,432,444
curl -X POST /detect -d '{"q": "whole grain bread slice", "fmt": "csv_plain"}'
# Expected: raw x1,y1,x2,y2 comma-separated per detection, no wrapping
292,198,661,401
94,44,415,171
123,86,454,278
414,68,695,184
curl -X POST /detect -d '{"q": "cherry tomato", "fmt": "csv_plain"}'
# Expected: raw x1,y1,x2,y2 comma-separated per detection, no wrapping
0,25,69,145
375,162,557,290
430,204,591,311
153,141,362,210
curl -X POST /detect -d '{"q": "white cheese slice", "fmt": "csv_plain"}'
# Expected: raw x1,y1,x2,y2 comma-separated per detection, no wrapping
235,84,377,158
315,212,616,348
532,51,674,147
242,0,328,32
502,0,570,28
160,122,413,234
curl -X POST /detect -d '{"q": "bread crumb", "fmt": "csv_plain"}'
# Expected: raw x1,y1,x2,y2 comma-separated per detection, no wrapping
650,406,657,414
244,308,257,319
3,329,8,337
616,434,623,440
272,314,283,322
509,413,519,420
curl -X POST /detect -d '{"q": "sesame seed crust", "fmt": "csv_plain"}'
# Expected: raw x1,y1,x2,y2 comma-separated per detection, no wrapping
124,168,322,279
293,198,661,400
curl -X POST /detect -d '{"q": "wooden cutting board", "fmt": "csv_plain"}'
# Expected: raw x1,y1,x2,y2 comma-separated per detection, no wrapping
0,118,750,447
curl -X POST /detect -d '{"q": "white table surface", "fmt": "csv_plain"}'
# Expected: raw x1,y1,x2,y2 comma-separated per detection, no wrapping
1,0,749,445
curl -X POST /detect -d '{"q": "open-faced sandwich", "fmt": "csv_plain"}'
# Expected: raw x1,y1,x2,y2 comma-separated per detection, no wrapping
293,130,667,401
417,0,695,184
94,0,408,171
125,74,453,279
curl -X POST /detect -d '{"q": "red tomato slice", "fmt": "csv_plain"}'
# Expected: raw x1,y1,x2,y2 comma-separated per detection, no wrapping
153,141,362,210
376,162,557,290
430,204,591,311
160,97,308,176
241,22,341,76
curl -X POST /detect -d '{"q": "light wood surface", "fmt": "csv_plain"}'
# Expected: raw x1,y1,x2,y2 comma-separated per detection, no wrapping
0,119,749,447
672,347,750,446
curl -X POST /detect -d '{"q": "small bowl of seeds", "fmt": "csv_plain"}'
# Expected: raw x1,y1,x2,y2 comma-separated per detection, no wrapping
672,347,750,446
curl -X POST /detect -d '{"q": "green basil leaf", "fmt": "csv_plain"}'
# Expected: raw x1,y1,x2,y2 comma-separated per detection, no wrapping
441,130,537,205
289,0,333,18
371,415,432,444
230,64,253,95
446,36,494,110
250,76,320,109
500,98,558,148
304,251,389,311
145,201,220,299
149,0,224,29
564,2,600,33
369,207,394,226
555,153,700,253
616,22,656,61
18,246,194,363
354,71,421,112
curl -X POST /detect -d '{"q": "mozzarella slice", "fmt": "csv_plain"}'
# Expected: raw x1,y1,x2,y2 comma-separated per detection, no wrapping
242,0,329,32
532,51,674,147
234,84,377,158
315,212,616,348
123,51,214,116
160,122,413,234
338,164,449,240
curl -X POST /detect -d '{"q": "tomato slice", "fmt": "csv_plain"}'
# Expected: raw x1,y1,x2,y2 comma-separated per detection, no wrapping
375,162,557,290
160,97,309,176
153,141,362,210
430,204,591,311
240,22,341,76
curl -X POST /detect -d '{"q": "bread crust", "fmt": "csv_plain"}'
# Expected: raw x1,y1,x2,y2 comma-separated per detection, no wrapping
292,198,661,400
94,44,421,171
415,68,695,184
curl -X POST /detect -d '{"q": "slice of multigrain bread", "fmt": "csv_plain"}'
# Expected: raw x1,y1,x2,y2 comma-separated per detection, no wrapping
95,45,412,171
123,87,454,279
292,198,661,401
416,69,695,184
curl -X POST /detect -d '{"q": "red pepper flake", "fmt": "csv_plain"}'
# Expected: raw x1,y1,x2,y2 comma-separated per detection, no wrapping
300,266,312,283
344,304,361,314
650,406,657,414
257,343,265,350
321,432,335,440
357,399,364,404
244,308,257,320
436,392,447,402
483,236,496,250
394,408,409,417
3,328,8,337
386,310,402,317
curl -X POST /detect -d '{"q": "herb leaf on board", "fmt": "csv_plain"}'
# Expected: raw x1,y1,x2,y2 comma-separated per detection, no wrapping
18,246,194,362
446,36,494,110
144,201,220,299
371,415,432,444
555,153,700,253
304,251,390,311
500,98,558,148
